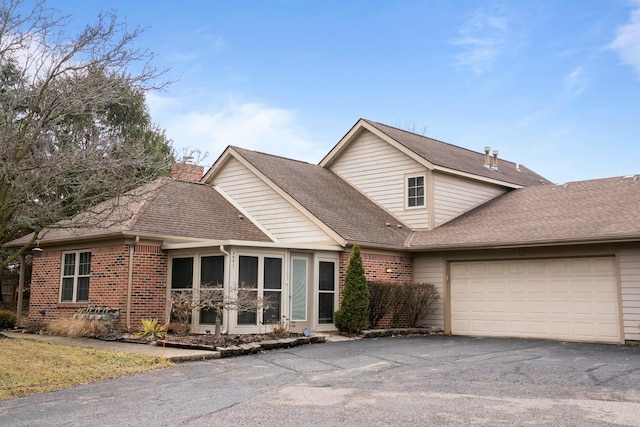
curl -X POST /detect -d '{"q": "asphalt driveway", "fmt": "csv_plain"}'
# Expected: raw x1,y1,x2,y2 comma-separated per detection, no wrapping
3,336,640,426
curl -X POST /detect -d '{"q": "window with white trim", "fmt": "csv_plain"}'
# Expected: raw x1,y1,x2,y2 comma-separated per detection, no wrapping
237,254,283,326
60,251,91,302
407,175,425,208
318,261,336,324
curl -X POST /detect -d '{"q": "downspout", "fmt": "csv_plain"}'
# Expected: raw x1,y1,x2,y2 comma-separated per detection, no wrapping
219,245,230,335
16,254,26,327
126,236,140,330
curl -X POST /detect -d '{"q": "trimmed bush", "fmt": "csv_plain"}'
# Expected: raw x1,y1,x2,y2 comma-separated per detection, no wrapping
0,310,17,329
334,244,369,334
368,281,440,328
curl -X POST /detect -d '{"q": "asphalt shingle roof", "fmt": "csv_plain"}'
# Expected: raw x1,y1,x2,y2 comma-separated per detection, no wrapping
7,178,271,247
232,147,412,247
408,175,640,249
364,120,550,187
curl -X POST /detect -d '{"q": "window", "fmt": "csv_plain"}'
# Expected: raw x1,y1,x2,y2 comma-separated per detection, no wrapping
263,257,283,324
318,261,336,324
60,251,91,302
170,256,227,326
171,257,194,289
170,257,195,326
200,256,224,325
237,255,259,325
236,254,283,326
407,175,425,208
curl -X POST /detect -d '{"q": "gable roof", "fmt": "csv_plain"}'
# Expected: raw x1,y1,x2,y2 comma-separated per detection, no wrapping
6,178,272,247
408,175,640,250
321,119,550,188
229,147,412,248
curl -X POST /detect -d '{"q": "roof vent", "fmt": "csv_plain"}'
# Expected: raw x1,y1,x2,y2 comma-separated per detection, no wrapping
385,222,391,227
484,146,491,169
554,183,568,189
397,224,403,229
515,163,521,172
621,175,638,182
491,150,499,171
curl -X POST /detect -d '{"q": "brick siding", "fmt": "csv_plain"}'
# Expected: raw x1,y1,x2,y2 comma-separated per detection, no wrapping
338,249,414,328
28,243,168,331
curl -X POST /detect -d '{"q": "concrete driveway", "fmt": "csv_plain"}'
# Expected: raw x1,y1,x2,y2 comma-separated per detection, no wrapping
3,336,640,426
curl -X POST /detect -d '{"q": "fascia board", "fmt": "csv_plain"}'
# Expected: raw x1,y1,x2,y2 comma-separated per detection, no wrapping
162,239,344,251
201,146,234,184
359,121,436,169
432,165,524,189
212,184,278,242
320,119,437,170
406,235,640,252
319,119,367,167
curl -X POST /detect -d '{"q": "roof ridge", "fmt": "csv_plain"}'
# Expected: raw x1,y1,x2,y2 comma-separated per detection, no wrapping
231,146,316,167
364,119,524,168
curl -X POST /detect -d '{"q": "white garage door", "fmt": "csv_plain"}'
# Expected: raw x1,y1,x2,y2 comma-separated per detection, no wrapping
450,257,621,343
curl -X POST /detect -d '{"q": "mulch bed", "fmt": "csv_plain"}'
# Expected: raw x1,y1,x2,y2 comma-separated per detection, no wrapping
161,333,299,349
93,331,299,349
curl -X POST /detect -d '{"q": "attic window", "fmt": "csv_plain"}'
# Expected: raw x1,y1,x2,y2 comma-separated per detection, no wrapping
407,175,425,208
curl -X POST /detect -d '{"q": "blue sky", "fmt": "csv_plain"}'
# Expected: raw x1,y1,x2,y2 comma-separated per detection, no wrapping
54,0,640,183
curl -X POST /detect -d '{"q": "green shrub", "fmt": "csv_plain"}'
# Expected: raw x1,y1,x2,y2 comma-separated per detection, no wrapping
134,319,167,340
368,281,440,328
0,310,17,329
334,244,369,334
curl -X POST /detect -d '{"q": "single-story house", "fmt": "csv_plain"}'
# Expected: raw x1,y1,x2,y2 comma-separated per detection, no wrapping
7,118,640,343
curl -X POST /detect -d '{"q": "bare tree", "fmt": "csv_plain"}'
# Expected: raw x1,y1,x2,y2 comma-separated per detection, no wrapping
170,287,270,340
0,0,174,267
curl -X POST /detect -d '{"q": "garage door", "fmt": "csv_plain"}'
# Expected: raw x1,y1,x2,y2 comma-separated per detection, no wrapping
450,257,621,343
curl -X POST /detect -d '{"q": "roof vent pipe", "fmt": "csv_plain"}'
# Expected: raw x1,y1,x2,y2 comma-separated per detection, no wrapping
491,150,499,171
484,147,491,168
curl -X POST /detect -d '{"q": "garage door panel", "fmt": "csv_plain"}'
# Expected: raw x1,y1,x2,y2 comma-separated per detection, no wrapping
450,257,620,343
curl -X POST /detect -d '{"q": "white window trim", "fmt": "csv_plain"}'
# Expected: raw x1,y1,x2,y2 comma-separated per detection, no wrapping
59,250,91,303
233,251,285,331
316,257,338,328
405,173,426,209
167,251,228,333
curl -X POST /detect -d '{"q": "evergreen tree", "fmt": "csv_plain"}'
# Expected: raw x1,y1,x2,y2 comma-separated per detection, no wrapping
334,244,369,333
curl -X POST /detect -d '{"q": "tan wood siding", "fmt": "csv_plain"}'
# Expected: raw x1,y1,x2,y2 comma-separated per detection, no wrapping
214,158,337,245
433,172,506,226
329,130,429,229
620,248,640,341
413,255,444,329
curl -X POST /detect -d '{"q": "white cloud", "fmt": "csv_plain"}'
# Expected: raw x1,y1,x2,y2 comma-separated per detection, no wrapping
147,93,326,166
610,3,640,77
451,7,510,74
564,66,587,96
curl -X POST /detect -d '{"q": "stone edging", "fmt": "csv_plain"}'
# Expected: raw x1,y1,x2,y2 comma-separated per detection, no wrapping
160,334,327,358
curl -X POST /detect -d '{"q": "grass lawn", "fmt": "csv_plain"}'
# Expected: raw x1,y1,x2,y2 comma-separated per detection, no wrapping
0,338,173,399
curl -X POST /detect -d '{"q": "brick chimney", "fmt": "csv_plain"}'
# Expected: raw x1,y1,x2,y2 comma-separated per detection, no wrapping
170,163,204,182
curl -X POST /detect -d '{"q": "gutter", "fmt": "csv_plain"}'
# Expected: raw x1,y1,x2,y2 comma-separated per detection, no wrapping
406,235,640,252
162,239,344,251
